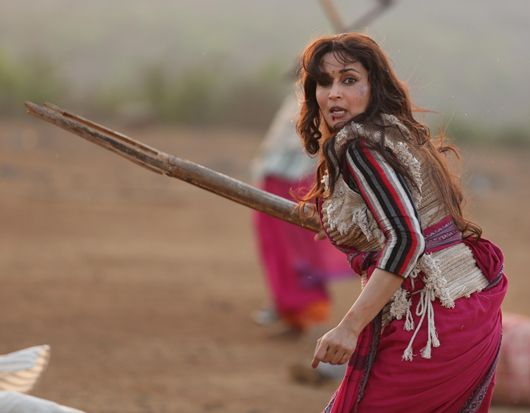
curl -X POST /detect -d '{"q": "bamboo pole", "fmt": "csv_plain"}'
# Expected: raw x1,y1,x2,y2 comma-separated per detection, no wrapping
24,102,321,233
319,0,396,34
319,0,347,32
344,0,395,32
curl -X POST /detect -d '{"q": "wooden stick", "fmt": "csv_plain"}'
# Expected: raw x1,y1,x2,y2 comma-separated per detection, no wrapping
319,0,347,32
345,0,396,32
24,102,321,233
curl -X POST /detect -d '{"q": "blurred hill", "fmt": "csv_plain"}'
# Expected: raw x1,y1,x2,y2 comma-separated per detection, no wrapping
0,0,529,135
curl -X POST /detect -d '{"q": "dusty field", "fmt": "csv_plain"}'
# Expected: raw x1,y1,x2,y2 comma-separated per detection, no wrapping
1,119,529,412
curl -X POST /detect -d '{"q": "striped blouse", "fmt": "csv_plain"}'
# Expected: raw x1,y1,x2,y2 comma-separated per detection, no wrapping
343,139,425,278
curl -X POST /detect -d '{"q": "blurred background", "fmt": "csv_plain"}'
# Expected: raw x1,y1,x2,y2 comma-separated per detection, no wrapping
2,0,530,138
0,1,529,412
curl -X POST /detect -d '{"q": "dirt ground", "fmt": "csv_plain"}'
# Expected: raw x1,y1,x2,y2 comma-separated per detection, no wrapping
1,119,529,413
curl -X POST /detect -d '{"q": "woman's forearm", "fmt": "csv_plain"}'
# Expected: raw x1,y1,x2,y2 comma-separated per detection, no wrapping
339,269,403,335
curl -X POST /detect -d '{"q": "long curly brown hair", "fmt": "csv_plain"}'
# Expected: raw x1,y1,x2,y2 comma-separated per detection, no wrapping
296,33,481,239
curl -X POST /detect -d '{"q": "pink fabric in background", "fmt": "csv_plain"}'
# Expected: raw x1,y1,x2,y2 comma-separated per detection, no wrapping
253,176,352,316
494,313,530,406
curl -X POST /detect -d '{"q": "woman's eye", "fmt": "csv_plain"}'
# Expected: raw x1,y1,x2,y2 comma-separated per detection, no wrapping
343,77,357,85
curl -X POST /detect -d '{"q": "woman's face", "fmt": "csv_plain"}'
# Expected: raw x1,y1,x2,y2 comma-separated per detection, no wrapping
315,52,371,131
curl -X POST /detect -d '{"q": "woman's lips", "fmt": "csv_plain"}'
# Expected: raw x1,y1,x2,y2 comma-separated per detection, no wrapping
330,107,347,122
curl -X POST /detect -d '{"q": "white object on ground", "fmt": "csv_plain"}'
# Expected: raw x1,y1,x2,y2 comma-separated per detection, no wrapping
0,345,50,393
0,346,86,412
0,391,85,413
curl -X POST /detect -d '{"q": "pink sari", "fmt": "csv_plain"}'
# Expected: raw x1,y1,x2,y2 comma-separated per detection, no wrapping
324,237,507,413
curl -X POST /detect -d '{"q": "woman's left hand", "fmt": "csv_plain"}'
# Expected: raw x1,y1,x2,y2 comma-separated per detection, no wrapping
311,322,358,368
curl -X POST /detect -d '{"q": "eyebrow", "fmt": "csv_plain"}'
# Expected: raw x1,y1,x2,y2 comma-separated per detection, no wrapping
339,67,360,74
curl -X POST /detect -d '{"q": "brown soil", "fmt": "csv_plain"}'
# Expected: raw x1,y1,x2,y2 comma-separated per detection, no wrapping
1,119,529,412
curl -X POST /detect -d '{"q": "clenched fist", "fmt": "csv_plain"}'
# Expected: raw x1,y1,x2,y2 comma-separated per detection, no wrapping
311,323,358,368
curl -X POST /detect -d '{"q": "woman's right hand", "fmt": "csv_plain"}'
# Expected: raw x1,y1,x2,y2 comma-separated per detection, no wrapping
311,322,358,368
311,269,404,369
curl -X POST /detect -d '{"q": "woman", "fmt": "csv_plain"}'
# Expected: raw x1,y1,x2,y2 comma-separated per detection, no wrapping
296,33,507,412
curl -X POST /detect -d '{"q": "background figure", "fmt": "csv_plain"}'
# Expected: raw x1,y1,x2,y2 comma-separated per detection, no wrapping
252,94,352,332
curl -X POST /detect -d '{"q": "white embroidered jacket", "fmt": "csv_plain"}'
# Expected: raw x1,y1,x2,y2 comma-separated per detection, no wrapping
320,114,489,360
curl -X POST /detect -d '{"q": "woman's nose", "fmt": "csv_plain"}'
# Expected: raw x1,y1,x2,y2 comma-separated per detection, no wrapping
329,82,342,100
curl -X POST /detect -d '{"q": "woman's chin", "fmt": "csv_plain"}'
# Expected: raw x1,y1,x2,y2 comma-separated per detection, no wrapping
330,120,349,132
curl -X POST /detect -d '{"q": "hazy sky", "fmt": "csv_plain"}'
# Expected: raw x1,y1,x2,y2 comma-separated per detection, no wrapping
1,0,529,126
